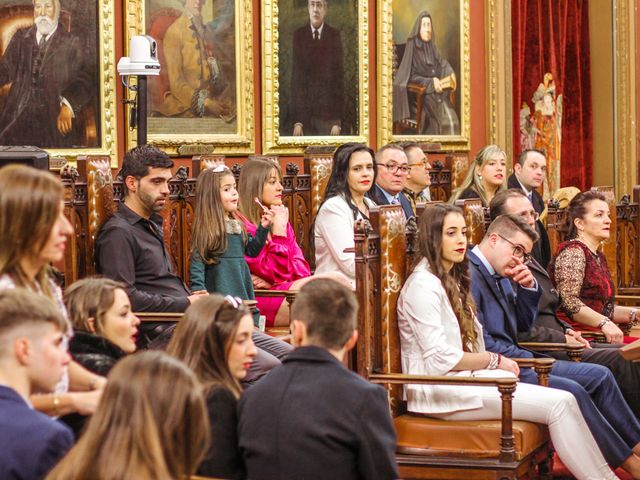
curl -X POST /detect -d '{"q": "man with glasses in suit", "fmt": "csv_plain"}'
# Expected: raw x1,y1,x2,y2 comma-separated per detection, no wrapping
366,144,414,219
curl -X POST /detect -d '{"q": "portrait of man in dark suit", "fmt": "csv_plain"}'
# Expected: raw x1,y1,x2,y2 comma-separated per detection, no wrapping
289,0,344,136
0,0,95,148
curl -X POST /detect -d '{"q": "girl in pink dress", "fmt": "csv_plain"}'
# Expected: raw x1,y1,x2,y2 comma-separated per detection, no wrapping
238,158,346,327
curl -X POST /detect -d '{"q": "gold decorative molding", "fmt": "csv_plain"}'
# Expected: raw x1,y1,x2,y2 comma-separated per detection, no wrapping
613,0,638,196
261,0,370,154
377,0,471,151
124,0,255,155
42,0,118,166
486,0,513,165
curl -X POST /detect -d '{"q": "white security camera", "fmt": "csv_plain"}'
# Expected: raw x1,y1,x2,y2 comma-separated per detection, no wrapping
117,35,161,76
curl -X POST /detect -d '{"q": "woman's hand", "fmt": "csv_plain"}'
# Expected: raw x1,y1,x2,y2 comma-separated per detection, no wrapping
498,356,520,377
251,274,272,289
602,321,624,344
270,205,289,236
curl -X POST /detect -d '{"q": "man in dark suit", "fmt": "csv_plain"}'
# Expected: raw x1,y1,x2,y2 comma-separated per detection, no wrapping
238,278,399,480
507,149,551,267
366,144,414,219
290,0,344,136
0,289,73,479
469,214,640,469
489,188,640,417
0,0,93,148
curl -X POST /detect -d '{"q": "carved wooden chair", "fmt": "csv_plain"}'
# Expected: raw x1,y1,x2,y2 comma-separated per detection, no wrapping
616,186,640,304
446,152,470,192
354,204,554,479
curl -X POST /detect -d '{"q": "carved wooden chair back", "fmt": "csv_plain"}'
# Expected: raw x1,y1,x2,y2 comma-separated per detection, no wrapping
617,187,640,294
354,205,552,479
455,198,486,245
445,152,469,192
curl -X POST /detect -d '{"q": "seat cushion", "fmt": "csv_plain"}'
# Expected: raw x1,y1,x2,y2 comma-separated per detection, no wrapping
394,414,547,460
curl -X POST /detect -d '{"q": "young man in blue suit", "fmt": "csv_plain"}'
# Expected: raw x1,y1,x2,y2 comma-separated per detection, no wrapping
0,289,73,479
366,144,415,219
238,278,399,480
468,214,640,474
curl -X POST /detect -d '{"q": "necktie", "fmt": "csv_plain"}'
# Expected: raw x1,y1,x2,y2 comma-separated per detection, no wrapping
313,29,319,40
527,192,533,202
391,196,400,205
38,34,47,48
493,273,515,305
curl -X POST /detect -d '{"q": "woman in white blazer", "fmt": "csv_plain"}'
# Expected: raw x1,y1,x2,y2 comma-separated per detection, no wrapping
397,203,620,480
314,143,377,287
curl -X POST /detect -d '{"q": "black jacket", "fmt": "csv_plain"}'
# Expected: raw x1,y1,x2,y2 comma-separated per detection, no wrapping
69,330,126,376
238,346,399,480
507,173,551,267
366,183,415,219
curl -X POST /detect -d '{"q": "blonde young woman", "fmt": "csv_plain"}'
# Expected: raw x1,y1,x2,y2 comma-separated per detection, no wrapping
449,144,507,207
0,165,105,417
47,351,209,479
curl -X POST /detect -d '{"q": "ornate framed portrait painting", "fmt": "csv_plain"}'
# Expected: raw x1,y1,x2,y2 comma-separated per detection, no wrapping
378,0,470,151
124,0,255,155
262,0,369,154
0,0,118,164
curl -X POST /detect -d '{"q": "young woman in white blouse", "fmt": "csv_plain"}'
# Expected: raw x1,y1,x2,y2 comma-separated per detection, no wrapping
397,203,626,480
314,143,377,287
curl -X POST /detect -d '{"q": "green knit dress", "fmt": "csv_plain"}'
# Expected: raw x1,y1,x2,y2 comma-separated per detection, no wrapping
190,219,268,325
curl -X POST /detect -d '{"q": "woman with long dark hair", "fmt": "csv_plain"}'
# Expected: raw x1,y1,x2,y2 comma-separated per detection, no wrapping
314,143,377,286
397,204,627,479
167,295,257,479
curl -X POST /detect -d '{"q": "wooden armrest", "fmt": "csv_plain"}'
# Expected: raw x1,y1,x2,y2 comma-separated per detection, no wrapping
579,331,608,343
135,312,183,323
370,371,519,463
407,82,427,95
368,372,517,389
253,289,297,306
519,342,585,361
512,357,554,386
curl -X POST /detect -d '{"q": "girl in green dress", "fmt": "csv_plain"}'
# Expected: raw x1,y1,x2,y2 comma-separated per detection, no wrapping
190,165,273,323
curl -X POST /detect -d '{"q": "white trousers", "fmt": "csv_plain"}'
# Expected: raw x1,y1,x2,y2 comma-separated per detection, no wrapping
428,381,618,480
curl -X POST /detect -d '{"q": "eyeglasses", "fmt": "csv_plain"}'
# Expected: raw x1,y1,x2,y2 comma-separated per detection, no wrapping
407,161,431,169
377,162,410,175
518,209,540,221
497,234,532,264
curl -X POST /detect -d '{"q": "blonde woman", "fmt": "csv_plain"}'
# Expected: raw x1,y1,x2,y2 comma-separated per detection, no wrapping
449,145,507,207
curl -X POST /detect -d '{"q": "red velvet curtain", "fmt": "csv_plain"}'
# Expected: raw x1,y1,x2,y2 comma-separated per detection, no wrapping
512,0,593,190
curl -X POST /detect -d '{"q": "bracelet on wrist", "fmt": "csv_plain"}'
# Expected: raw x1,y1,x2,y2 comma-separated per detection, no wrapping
630,308,639,326
487,352,500,370
597,318,611,330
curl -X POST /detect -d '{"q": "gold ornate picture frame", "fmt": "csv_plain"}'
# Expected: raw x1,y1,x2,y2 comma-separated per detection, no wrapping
261,0,369,154
377,0,470,151
0,0,118,166
124,0,255,156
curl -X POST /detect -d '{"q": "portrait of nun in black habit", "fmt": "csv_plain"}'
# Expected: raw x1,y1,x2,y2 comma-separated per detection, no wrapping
393,10,460,136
